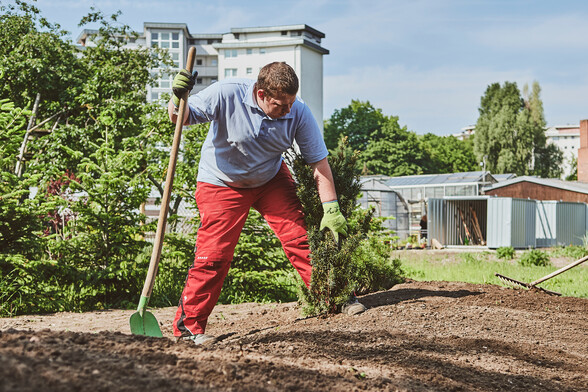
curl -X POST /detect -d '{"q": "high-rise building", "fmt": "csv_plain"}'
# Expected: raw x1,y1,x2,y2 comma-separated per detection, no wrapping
77,23,329,130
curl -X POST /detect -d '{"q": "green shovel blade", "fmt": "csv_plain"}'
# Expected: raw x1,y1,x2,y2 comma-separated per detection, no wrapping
129,296,163,337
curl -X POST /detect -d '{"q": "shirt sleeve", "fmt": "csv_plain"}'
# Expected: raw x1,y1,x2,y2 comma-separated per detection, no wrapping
186,82,222,124
294,102,329,164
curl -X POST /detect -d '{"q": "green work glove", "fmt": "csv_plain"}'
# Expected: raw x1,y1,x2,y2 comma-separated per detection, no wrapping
172,69,198,107
319,200,348,243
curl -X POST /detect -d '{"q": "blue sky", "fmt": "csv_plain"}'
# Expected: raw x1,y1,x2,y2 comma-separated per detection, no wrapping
34,0,588,135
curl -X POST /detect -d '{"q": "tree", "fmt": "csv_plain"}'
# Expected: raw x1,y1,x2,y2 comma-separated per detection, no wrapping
419,133,478,174
474,81,562,177
323,100,387,152
361,116,426,176
0,1,83,116
287,138,402,315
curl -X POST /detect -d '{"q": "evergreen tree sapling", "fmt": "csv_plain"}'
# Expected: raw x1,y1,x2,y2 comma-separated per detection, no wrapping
287,137,374,315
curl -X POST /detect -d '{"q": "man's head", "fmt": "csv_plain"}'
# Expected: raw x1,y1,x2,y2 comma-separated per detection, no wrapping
255,62,298,119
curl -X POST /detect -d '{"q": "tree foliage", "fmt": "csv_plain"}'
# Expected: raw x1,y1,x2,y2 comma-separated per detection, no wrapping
324,100,478,177
474,81,562,177
419,133,478,174
324,100,387,152
0,1,201,315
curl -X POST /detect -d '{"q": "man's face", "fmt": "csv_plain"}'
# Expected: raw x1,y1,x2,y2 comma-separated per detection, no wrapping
256,89,296,119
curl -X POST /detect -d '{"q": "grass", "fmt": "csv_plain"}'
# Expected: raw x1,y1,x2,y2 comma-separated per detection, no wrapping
398,249,588,298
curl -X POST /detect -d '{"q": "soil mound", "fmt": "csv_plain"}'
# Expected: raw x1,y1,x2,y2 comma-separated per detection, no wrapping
1,280,587,391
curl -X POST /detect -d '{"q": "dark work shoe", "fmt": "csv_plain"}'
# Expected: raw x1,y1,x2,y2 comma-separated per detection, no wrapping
182,333,217,345
341,295,366,315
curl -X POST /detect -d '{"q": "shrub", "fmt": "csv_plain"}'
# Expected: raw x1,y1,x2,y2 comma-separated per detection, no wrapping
496,246,515,260
560,245,588,260
287,138,403,315
519,249,551,267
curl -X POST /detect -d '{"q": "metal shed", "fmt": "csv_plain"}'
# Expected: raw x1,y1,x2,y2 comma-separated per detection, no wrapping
359,177,410,239
428,196,537,249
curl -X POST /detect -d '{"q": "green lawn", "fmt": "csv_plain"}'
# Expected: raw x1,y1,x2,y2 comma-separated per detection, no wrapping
398,249,588,298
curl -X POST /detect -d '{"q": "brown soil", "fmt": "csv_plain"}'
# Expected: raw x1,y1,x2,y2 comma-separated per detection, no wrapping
1,280,587,392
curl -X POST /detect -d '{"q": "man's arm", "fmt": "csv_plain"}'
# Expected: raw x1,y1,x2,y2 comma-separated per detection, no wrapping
168,99,191,125
311,157,348,242
309,157,338,202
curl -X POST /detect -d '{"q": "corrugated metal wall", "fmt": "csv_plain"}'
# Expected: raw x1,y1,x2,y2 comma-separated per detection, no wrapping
536,201,557,247
428,198,445,245
512,199,537,248
536,201,586,247
487,198,536,249
556,202,586,245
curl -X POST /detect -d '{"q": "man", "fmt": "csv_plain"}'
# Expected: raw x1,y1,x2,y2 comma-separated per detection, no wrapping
168,62,365,345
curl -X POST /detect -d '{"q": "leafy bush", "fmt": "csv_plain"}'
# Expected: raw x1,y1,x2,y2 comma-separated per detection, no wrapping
519,249,551,267
559,245,588,260
496,246,515,260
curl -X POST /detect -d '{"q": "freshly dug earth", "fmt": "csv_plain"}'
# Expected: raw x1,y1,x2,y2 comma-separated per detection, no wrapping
1,280,587,392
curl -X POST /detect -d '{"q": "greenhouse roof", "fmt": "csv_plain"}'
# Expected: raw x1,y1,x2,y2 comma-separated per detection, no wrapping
382,171,496,188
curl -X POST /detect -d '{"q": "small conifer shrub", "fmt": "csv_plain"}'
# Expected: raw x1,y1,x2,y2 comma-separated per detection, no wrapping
287,137,402,315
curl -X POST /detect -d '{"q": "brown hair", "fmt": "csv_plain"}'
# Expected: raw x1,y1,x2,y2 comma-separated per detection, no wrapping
256,62,299,97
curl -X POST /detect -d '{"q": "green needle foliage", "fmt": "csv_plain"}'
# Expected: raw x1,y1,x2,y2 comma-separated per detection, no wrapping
287,138,402,315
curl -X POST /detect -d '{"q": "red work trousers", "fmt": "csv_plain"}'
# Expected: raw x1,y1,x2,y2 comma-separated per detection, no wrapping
173,162,312,336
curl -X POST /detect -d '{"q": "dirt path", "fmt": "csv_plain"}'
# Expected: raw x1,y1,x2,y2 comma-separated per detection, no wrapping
1,280,587,391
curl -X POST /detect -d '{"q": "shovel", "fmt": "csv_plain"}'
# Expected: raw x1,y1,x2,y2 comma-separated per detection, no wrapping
130,47,196,337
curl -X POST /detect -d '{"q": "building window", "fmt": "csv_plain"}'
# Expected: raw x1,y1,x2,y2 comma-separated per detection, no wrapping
196,78,203,84
151,30,181,51
196,59,203,66
211,59,218,66
281,31,287,35
246,67,252,75
260,48,266,54
224,68,237,77
151,92,159,101
224,49,238,58
246,48,252,55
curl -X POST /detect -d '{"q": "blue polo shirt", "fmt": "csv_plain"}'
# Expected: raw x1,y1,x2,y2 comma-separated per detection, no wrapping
186,78,328,188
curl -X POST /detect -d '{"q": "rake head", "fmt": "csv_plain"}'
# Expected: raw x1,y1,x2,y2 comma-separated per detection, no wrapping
494,273,561,296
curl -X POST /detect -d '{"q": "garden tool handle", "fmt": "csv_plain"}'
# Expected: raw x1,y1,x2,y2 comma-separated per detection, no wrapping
140,47,196,301
530,254,588,287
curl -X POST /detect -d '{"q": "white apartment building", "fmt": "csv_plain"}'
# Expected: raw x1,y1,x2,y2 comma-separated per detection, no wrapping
545,125,580,178
77,23,329,130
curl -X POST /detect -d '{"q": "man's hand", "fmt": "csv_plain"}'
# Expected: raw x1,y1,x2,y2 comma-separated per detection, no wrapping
172,69,198,107
319,200,348,243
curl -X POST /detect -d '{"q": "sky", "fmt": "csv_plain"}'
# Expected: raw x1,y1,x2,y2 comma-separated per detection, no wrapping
30,0,588,135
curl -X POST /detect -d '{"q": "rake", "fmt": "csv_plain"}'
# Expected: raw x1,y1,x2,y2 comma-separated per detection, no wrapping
495,254,588,296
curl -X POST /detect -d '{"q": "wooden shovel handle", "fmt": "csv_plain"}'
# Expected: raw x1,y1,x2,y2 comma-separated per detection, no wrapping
141,46,197,299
